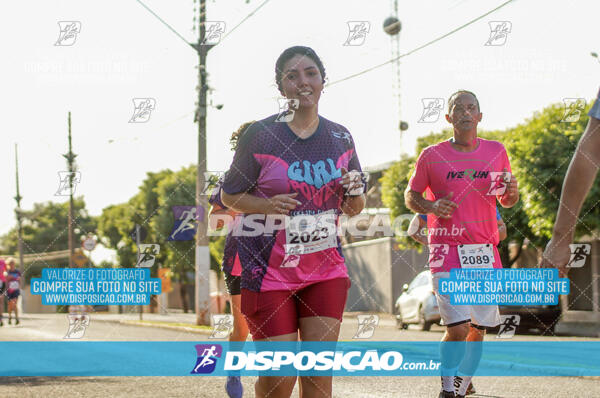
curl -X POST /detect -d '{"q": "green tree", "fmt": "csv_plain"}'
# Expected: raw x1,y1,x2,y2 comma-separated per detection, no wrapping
151,165,224,312
505,102,597,243
97,202,138,268
380,155,418,249
0,197,97,258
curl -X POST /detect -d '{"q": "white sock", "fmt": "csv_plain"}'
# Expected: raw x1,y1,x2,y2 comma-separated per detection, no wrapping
441,370,457,392
456,374,473,396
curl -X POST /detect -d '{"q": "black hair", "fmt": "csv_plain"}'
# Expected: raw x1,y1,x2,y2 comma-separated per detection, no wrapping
229,121,256,151
275,46,326,94
448,90,480,113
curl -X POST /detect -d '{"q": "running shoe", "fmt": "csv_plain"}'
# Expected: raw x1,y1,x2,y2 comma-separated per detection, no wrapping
225,375,243,398
454,377,476,396
438,390,455,398
15,319,19,325
466,382,475,395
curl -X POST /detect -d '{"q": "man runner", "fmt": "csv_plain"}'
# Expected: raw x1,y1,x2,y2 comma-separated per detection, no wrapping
408,207,507,396
405,90,519,398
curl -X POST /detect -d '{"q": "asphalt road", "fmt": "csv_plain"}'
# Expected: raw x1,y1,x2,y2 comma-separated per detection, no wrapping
0,314,598,398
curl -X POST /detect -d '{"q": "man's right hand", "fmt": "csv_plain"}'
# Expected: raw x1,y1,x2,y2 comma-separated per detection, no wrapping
432,192,458,219
541,237,572,278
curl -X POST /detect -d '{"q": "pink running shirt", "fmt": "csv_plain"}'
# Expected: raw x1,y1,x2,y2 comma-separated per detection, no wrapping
409,138,512,273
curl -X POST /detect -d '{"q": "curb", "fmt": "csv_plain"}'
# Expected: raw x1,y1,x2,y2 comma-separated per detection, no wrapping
118,320,213,335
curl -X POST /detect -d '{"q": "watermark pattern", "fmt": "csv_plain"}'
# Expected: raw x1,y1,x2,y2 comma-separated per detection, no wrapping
331,130,353,144
497,314,521,338
567,243,591,268
343,21,370,46
129,98,156,123
418,98,444,123
191,344,222,374
487,172,511,195
135,244,160,268
55,21,81,46
202,171,226,196
485,21,512,46
168,206,203,241
353,314,379,339
64,314,90,339
208,213,470,239
428,244,449,269
55,171,81,196
201,22,226,45
343,171,369,196
275,98,299,123
561,98,586,123
209,315,234,339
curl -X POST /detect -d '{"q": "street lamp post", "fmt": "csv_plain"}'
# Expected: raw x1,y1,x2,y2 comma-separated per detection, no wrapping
63,112,78,268
194,0,211,326
14,144,25,275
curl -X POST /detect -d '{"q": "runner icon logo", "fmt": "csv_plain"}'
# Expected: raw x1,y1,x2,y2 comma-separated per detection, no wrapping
332,131,353,144
567,243,591,268
485,21,512,46
202,171,226,196
353,314,379,339
55,171,81,196
169,206,203,241
135,244,160,268
561,98,586,123
200,22,226,45
55,21,81,46
129,98,156,123
209,315,234,339
64,314,90,339
487,172,511,195
343,21,370,46
428,244,449,269
418,98,444,123
275,98,299,123
496,314,520,338
191,344,223,374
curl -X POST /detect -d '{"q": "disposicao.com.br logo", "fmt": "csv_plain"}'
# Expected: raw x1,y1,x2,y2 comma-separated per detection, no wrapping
189,342,441,376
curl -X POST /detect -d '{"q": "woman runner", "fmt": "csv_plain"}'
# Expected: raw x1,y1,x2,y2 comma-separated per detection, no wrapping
208,121,254,398
221,46,366,398
5,258,21,325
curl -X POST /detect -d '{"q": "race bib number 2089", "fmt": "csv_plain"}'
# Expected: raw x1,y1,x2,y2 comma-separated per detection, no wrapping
458,243,495,268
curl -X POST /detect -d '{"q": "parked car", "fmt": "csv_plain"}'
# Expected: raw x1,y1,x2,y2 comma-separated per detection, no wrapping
394,271,441,331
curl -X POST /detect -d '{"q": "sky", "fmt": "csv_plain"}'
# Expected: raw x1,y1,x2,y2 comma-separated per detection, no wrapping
1,0,598,242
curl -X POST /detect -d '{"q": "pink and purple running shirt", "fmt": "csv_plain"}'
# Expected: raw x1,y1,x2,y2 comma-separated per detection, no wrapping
208,184,242,277
222,114,364,292
409,138,512,273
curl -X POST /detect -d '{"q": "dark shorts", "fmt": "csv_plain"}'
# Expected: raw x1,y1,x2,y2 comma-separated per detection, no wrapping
241,277,351,340
0,281,5,296
224,271,241,296
7,290,20,300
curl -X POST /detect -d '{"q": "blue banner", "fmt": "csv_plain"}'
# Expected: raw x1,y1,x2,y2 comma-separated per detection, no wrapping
30,268,161,305
438,268,569,305
1,341,598,377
